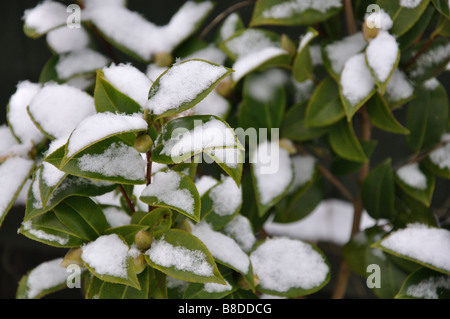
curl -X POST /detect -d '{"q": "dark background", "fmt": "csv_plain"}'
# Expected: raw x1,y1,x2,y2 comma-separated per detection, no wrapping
0,1,449,299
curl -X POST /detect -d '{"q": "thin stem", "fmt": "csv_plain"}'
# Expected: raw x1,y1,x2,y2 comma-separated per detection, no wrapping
146,151,154,213
199,0,256,40
344,0,357,35
118,185,135,214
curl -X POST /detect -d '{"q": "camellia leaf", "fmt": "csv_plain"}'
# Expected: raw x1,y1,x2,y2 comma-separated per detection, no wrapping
135,207,172,233
397,5,436,49
146,59,232,119
144,229,226,285
292,28,319,82
139,170,201,223
249,0,343,26
423,135,450,179
394,163,435,207
105,225,149,246
395,267,450,299
328,119,368,163
203,148,244,187
432,0,450,18
95,268,152,299
366,94,410,135
393,193,438,228
331,140,378,176
23,1,68,39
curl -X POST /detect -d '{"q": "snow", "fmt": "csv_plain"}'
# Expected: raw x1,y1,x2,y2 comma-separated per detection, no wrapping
190,222,250,274
205,146,243,169
220,13,240,41
293,78,315,103
298,31,315,52
0,158,34,219
264,199,379,245
31,171,43,209
81,234,130,278
223,214,256,253
46,26,90,54
147,60,229,116
208,176,242,216
83,0,126,9
429,135,450,170
145,234,214,277
66,76,95,90
232,47,288,83
400,0,422,8
22,220,69,246
41,162,65,188
409,42,450,79
103,206,131,228
340,53,375,105
324,32,366,75
406,276,450,299
204,279,232,293
385,69,414,103
193,90,230,118
423,78,440,90
365,9,393,30
366,31,399,83
23,1,67,35
181,45,228,66
247,69,288,103
28,83,96,139
77,142,146,181
146,64,167,81
250,237,329,292
86,2,213,61
140,171,195,215
56,48,109,80
24,258,68,299
262,0,342,19
309,44,323,66
288,155,316,194
396,163,427,190
251,141,293,206
7,81,45,144
195,175,218,196
0,126,20,157
66,112,148,158
225,29,277,58
159,116,238,161
379,223,450,273
102,63,152,107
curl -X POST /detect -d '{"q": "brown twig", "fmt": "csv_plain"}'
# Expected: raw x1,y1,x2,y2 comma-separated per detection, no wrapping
118,184,135,214
146,151,155,213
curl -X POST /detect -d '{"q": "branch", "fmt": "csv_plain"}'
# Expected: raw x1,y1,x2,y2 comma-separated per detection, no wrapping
118,185,135,214
403,34,437,71
344,0,357,35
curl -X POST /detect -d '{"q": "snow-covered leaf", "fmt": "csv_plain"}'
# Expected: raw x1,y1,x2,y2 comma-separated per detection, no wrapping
328,119,368,163
293,28,319,82
55,48,109,80
46,26,91,54
384,69,415,108
183,278,236,299
424,134,450,179
250,0,343,26
215,12,245,43
23,1,68,39
366,94,410,134
223,214,256,253
144,229,225,284
140,170,201,222
395,163,435,207
396,267,450,299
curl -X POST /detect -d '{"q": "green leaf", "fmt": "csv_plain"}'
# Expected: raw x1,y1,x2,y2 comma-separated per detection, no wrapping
19,212,85,248
203,149,244,187
393,193,438,228
147,59,233,119
305,76,345,128
104,225,149,246
148,267,168,299
432,0,450,18
292,28,319,82
136,207,172,233
96,267,152,299
53,196,110,241
366,94,410,135
362,159,396,220
377,0,431,36
94,70,143,114
395,163,435,207
330,140,378,176
405,82,449,151
145,229,226,285
329,119,368,163
16,258,71,299
281,102,329,142
423,141,450,179
397,5,436,49
249,0,343,26
84,274,103,299
183,272,236,299
140,170,201,222
396,267,450,299
435,14,450,37
39,55,60,83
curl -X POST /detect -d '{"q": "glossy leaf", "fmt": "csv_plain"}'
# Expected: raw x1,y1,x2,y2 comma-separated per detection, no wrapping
329,119,368,163
293,28,319,82
366,94,410,135
96,268,152,299
396,267,450,299
432,0,450,18
395,164,435,207
136,207,172,233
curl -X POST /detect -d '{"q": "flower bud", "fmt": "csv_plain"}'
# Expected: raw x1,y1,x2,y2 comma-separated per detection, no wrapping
362,20,379,42
176,219,192,233
215,77,234,98
134,230,153,251
153,52,174,67
60,248,83,268
237,273,260,290
132,253,147,275
134,134,153,153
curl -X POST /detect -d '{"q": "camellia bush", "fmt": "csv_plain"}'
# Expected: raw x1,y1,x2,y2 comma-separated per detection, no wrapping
1,0,450,299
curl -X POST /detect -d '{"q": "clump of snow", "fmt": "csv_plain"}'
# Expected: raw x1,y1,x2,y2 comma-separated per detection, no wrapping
324,32,366,75
24,258,68,299
56,48,109,80
385,69,414,103
365,9,393,30
81,234,130,278
28,83,96,139
7,81,45,144
223,214,256,253
309,44,323,66
288,155,316,194
83,0,126,9
429,135,450,170
140,171,195,215
145,234,214,277
147,60,228,116
340,53,375,105
406,276,450,299
220,13,240,41
77,142,146,181
298,31,316,52
251,141,293,206
209,176,242,216
423,78,440,90
102,63,152,107
262,0,342,19
195,175,218,197
379,223,450,273
190,222,250,274
23,1,67,35
146,64,167,82
204,279,232,293
400,0,423,8
293,78,315,103
41,162,65,188
22,220,69,245
31,172,43,209
247,69,288,103
225,29,278,58
396,163,427,190
182,45,228,66
193,90,230,118
366,31,399,83
66,112,148,158
46,26,90,54
103,206,131,228
250,237,329,292
409,42,450,79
